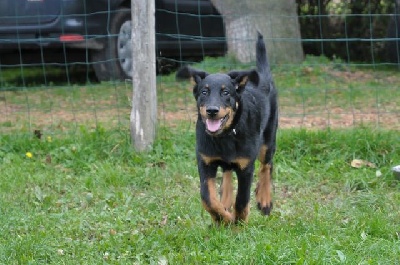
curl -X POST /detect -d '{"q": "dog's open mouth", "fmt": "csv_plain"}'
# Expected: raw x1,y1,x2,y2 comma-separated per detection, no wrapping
205,115,229,134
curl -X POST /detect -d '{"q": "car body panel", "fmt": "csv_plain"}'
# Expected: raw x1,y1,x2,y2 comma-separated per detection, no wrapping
155,0,226,57
0,0,60,26
0,0,226,56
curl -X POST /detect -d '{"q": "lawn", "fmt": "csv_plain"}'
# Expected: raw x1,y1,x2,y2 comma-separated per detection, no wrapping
0,57,399,264
0,126,399,264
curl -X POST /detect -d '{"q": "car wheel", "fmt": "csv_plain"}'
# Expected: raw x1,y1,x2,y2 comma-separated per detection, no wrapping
91,8,132,81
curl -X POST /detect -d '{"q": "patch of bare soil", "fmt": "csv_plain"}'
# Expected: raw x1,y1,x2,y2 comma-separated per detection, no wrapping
1,91,399,133
161,108,400,130
2,103,399,133
0,100,131,133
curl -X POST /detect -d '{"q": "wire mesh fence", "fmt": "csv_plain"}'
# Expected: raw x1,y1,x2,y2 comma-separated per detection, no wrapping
0,1,399,137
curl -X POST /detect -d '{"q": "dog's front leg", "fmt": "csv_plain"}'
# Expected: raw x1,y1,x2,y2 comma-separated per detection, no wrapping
234,163,255,223
198,161,234,224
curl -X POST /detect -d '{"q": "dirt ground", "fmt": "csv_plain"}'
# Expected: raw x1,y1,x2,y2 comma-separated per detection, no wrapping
1,94,399,134
1,67,399,134
160,107,400,130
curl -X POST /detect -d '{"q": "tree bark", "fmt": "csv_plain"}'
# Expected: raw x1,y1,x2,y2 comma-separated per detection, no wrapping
130,0,157,151
211,0,304,64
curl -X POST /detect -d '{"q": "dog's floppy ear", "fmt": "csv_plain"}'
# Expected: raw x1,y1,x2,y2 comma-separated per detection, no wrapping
176,66,209,99
229,69,259,93
176,66,208,84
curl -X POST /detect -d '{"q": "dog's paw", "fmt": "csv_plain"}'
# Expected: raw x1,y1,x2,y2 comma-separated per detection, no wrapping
210,211,234,225
233,204,250,223
257,201,273,216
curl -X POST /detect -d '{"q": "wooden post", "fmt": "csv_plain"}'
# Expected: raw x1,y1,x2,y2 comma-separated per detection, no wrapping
130,0,157,151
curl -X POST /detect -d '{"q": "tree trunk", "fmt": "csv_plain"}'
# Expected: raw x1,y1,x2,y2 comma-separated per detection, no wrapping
211,0,304,64
130,0,157,151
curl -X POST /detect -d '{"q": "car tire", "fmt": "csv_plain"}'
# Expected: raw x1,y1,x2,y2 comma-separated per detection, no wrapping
91,8,132,81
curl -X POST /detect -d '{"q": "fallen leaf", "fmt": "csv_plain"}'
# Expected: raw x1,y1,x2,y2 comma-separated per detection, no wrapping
160,215,168,226
158,256,168,265
336,250,346,263
109,229,117,236
351,159,376,168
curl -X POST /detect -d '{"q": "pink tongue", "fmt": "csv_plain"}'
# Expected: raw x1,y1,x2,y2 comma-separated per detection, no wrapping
206,119,222,132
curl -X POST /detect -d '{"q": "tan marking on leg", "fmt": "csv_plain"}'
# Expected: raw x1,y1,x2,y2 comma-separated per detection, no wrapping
234,204,250,223
203,178,234,224
233,157,251,170
255,163,272,213
220,171,233,211
202,201,220,223
258,144,268,163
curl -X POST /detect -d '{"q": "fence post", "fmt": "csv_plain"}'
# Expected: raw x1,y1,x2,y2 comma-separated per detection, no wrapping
130,0,157,151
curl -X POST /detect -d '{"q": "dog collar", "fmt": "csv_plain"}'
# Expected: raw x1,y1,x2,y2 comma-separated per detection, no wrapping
229,99,242,136
227,102,241,137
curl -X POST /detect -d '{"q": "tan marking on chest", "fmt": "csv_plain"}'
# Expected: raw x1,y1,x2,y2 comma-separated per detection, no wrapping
200,154,251,170
200,153,222,165
233,157,251,170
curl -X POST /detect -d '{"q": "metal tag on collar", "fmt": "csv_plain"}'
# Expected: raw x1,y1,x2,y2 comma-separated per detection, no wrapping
232,128,237,135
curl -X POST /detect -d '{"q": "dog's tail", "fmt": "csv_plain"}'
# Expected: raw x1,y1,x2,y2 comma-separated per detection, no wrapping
256,32,271,81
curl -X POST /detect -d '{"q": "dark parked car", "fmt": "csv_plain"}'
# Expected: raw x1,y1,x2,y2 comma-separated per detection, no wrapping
386,13,400,64
0,0,226,81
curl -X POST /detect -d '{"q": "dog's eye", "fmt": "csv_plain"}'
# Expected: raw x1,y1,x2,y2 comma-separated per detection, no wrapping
201,89,208,95
222,90,230,96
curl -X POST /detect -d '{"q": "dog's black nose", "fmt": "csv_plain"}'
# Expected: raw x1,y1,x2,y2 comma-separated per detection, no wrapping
206,106,219,117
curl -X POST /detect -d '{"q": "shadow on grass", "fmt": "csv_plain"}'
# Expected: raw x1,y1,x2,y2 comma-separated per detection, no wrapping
0,65,99,89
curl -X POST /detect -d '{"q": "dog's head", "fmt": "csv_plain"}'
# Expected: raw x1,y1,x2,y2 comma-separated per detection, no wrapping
177,66,259,136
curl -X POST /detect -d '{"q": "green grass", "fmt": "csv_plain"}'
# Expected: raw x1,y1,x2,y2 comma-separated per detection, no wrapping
0,56,400,263
0,126,399,264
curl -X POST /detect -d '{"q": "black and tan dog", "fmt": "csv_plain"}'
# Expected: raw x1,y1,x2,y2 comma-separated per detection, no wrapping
177,33,278,224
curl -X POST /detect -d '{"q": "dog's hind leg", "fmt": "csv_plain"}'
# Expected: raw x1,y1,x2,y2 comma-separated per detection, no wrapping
256,102,278,216
256,144,275,215
220,169,234,212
